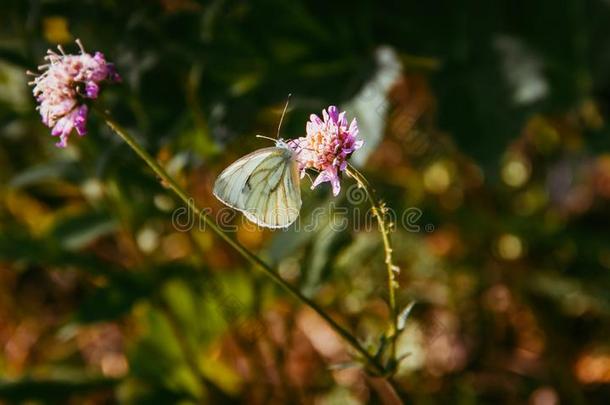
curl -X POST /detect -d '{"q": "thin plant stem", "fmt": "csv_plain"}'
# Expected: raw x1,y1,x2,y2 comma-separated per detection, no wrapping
95,108,387,375
345,164,399,367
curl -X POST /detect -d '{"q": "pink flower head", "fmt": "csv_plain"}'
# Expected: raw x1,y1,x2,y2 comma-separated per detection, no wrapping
28,39,120,148
289,106,363,196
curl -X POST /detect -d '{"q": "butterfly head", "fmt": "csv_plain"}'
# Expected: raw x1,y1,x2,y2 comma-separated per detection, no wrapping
277,138,302,155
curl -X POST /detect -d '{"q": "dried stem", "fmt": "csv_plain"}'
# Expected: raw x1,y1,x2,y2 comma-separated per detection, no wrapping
345,163,400,368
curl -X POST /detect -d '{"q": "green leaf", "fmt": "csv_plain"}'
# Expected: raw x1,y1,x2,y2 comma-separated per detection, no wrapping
397,301,416,332
9,161,81,188
50,211,118,251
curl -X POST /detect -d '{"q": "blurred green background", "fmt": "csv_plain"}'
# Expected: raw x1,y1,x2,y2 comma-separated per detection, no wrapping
2,0,610,403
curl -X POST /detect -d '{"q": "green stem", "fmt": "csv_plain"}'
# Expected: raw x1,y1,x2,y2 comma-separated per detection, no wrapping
96,108,385,375
346,164,399,367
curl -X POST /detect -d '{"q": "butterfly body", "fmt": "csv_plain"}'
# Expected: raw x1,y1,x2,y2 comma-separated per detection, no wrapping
213,140,302,229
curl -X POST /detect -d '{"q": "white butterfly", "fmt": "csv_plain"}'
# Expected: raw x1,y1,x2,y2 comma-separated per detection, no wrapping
213,99,302,229
213,140,302,228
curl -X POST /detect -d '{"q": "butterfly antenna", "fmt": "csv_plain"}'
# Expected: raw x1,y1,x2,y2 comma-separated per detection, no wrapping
256,134,277,143
276,93,291,139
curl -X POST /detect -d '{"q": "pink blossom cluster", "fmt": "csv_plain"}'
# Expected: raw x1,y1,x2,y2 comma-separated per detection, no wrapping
28,40,120,148
290,106,363,195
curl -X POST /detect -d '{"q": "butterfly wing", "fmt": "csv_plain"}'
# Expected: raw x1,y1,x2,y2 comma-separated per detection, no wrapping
213,146,301,228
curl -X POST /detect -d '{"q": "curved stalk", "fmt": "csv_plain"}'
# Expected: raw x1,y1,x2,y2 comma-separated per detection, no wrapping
345,164,399,367
95,108,386,375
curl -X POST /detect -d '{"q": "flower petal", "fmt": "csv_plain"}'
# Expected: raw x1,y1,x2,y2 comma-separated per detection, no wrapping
327,105,339,123
309,114,322,125
74,105,88,136
85,82,100,98
337,111,347,127
311,166,341,196
349,118,359,138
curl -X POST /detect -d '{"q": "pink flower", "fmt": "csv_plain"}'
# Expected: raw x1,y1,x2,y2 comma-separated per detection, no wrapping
289,106,363,196
28,40,120,148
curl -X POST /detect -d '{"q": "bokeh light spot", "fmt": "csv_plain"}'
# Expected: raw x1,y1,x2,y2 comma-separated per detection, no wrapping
497,233,523,260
